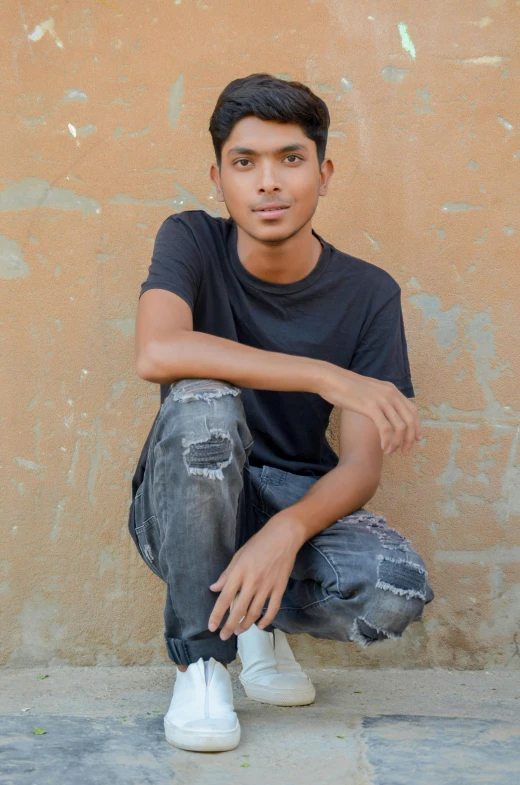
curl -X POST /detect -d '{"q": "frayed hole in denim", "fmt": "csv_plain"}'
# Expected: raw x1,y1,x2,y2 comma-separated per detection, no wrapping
375,554,427,601
182,429,233,480
350,616,403,648
172,381,240,403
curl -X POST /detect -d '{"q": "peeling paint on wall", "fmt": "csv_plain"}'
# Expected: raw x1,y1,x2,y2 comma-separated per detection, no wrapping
27,18,64,49
0,179,100,216
381,66,409,83
398,22,416,60
0,234,29,278
168,73,185,130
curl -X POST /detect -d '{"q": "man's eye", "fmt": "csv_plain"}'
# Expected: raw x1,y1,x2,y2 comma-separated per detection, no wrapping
234,155,302,167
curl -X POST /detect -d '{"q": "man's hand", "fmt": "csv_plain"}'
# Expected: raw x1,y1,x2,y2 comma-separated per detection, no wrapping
208,512,304,639
315,365,421,455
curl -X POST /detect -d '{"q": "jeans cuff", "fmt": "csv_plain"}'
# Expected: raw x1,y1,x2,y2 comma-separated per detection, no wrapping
164,632,237,666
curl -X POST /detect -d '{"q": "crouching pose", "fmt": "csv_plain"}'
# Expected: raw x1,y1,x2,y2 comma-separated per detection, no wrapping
130,72,434,753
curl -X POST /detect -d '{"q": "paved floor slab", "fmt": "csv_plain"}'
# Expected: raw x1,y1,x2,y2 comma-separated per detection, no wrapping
1,665,519,784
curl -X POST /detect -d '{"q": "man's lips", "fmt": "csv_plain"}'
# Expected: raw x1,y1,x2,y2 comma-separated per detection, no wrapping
254,204,290,218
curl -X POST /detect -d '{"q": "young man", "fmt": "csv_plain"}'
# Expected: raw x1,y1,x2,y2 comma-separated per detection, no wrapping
130,73,434,753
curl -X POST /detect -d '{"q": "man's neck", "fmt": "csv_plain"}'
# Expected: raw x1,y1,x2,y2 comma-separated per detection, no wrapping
235,222,323,285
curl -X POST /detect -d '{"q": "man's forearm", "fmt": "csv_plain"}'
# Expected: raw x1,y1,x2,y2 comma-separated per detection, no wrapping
278,459,381,549
139,331,330,394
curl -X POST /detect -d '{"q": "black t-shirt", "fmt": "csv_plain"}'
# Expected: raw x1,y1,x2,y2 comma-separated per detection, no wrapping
138,209,414,478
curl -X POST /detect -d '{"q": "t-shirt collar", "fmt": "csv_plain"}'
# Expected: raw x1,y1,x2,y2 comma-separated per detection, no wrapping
227,218,331,294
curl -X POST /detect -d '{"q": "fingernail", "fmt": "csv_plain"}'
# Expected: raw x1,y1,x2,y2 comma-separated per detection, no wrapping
208,622,216,631
234,627,241,636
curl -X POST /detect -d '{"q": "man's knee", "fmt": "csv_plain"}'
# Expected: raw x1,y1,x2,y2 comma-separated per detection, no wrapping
158,378,253,480
159,379,245,430
351,553,430,647
169,377,243,406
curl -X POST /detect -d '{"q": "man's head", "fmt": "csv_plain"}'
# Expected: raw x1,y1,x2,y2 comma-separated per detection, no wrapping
209,73,334,244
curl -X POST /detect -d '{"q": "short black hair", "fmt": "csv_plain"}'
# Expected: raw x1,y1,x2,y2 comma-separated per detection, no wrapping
209,73,330,170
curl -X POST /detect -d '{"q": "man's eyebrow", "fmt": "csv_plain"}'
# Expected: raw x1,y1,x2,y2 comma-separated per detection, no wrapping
226,143,308,157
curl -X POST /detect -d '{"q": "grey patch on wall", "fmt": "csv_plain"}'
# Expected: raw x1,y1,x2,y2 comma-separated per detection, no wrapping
441,202,484,212
61,89,88,102
127,127,151,138
340,76,354,91
497,116,514,131
414,87,434,115
15,457,45,472
168,73,184,130
0,234,29,278
408,293,461,351
109,182,221,217
105,318,135,337
76,124,97,137
447,55,509,65
381,66,409,83
0,178,100,217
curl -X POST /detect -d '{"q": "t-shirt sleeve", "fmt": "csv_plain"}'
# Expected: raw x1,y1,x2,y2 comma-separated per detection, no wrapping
138,214,203,310
348,287,415,397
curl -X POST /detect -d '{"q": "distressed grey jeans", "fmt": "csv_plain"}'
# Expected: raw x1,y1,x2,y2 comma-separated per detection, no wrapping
130,378,434,666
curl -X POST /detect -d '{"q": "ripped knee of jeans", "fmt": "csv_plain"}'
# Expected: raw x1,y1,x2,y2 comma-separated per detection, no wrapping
171,378,241,404
182,429,233,481
343,511,414,555
375,554,428,601
351,556,429,648
351,616,403,647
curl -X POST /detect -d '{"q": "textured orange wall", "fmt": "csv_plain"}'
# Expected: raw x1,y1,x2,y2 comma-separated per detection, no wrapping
2,1,519,668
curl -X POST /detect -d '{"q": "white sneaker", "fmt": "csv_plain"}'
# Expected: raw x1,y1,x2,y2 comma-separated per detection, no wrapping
164,657,240,751
237,623,316,706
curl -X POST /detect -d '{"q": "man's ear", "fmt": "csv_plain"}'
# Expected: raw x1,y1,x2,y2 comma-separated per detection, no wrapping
210,163,225,203
319,158,334,196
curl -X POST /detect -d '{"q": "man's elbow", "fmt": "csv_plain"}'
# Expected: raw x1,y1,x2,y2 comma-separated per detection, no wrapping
135,341,165,382
136,356,155,382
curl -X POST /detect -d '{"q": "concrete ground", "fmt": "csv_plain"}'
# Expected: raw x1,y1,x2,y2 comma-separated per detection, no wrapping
1,663,519,785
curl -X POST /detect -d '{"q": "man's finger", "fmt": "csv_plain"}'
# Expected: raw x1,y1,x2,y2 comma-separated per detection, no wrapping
381,405,407,454
234,592,269,633
367,403,393,452
208,581,241,632
257,587,284,629
219,585,258,640
396,403,417,454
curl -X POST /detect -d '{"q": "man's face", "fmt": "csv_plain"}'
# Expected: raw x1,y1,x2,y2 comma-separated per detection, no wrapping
211,116,333,243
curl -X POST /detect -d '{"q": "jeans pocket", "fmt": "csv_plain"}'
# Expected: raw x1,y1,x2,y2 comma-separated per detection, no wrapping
134,492,164,580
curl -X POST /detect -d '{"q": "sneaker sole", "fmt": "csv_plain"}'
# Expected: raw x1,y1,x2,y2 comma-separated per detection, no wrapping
164,718,241,752
239,675,316,706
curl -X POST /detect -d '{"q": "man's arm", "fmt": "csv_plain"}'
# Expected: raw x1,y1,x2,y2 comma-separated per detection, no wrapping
136,289,420,455
208,409,389,638
272,409,384,550
208,410,387,638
